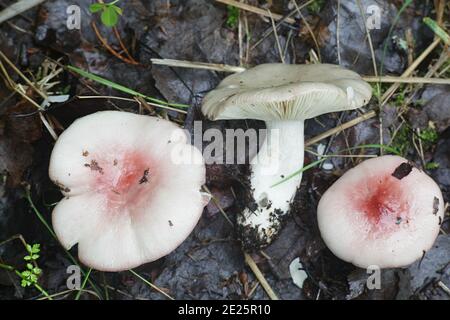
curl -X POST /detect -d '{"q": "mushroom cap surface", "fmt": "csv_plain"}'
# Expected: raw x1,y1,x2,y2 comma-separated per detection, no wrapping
317,155,444,269
49,111,206,271
202,63,372,121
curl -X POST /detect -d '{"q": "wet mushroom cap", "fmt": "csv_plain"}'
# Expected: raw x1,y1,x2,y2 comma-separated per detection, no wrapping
202,63,372,121
317,155,444,269
49,111,206,272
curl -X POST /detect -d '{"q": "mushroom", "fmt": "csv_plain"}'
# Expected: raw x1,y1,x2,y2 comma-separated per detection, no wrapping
49,111,206,271
317,155,445,268
202,63,372,249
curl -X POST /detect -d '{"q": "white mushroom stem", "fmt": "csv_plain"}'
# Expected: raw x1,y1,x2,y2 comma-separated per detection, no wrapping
238,120,304,248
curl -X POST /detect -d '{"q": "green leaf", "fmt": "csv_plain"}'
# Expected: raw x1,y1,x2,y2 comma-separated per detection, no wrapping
24,256,32,261
89,3,104,13
33,268,42,275
101,6,119,27
27,263,33,270
31,244,40,253
21,271,31,277
425,162,440,170
31,254,40,260
21,279,29,287
26,244,32,253
111,5,123,15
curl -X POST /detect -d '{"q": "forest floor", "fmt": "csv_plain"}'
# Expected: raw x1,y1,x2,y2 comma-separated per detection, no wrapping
0,0,449,300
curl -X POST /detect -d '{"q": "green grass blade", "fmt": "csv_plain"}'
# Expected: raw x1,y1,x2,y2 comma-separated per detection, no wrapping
25,188,104,299
271,158,326,188
75,268,92,300
423,17,450,44
343,143,401,155
271,144,400,187
67,65,189,109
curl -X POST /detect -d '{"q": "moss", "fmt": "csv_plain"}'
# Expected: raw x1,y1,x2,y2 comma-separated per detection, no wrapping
308,0,326,14
390,125,411,156
226,5,239,29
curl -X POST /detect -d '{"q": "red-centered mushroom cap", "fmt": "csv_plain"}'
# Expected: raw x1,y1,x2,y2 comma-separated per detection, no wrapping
49,111,206,272
317,155,444,269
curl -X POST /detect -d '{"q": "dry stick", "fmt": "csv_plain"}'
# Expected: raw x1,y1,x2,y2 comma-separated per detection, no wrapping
250,0,316,51
267,10,285,64
151,58,246,73
292,0,321,62
0,60,58,140
0,0,45,24
356,0,382,154
305,111,376,147
244,253,279,300
151,58,450,85
216,0,296,24
306,38,443,146
112,27,138,64
363,76,450,85
0,50,47,100
438,281,450,297
202,185,279,300
129,270,175,300
381,38,441,104
336,0,342,64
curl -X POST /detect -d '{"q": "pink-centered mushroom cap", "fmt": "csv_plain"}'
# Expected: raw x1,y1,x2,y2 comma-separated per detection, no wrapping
317,155,444,269
49,111,206,272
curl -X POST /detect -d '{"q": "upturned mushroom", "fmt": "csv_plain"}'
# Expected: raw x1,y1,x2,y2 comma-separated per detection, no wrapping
317,155,444,268
202,63,372,249
49,111,206,271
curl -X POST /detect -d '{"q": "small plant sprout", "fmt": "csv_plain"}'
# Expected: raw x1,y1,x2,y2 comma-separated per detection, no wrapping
20,243,42,287
89,0,123,27
202,63,372,250
317,155,445,268
226,5,239,29
49,111,207,271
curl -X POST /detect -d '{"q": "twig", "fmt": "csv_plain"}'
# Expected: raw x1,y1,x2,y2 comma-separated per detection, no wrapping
91,22,139,65
381,38,442,104
267,10,285,64
216,0,296,24
150,59,450,87
129,270,174,300
202,187,279,300
244,253,279,300
0,50,47,100
363,76,450,85
292,0,321,62
151,58,246,73
336,0,341,64
306,37,444,147
0,0,45,24
112,27,138,64
250,0,315,51
437,281,450,297
305,111,376,147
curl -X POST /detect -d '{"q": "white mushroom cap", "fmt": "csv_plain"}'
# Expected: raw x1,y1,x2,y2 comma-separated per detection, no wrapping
202,63,372,121
317,155,444,269
49,111,206,272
